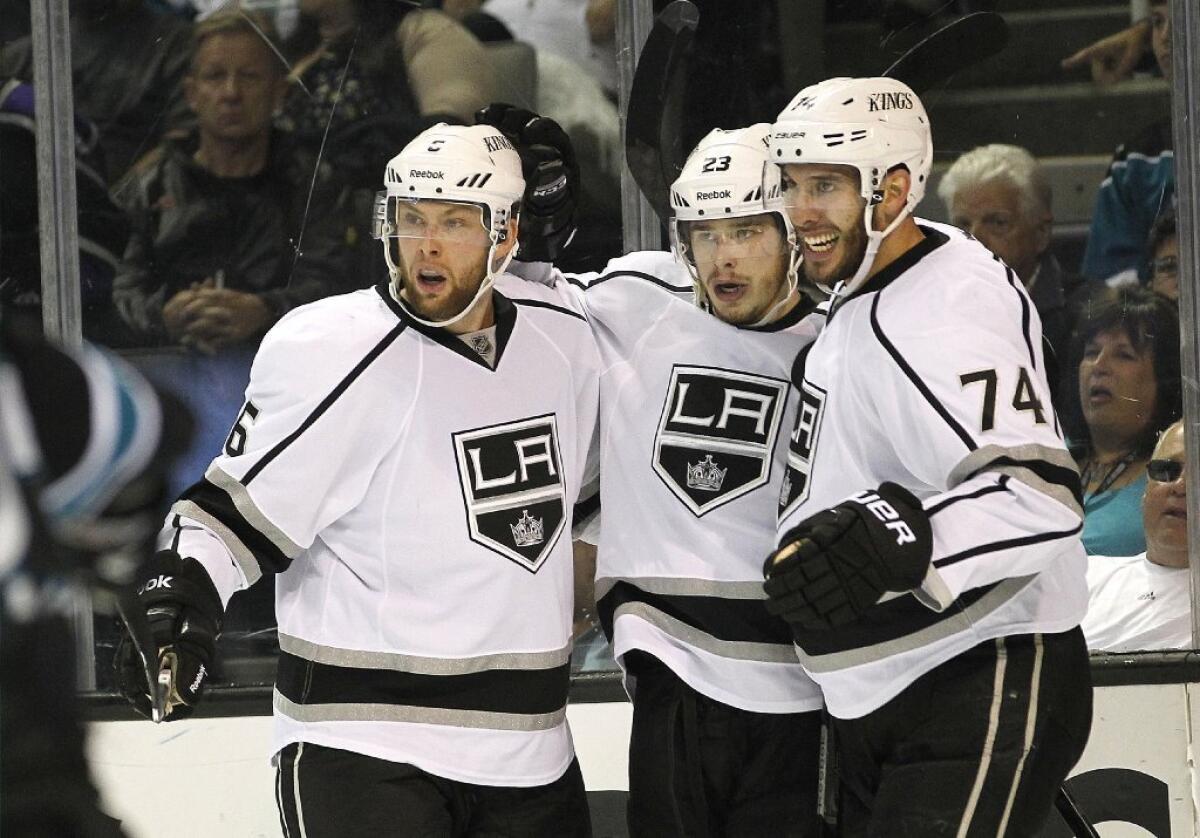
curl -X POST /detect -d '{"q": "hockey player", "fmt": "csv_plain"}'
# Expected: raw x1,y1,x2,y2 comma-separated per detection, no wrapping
113,124,600,836
762,77,1093,835
483,106,826,837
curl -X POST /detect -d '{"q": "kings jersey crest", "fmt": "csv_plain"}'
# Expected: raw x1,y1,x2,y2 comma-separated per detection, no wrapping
653,365,789,516
453,415,566,572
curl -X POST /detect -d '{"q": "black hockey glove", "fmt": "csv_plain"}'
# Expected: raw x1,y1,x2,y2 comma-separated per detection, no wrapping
114,549,222,722
763,483,933,632
475,102,579,262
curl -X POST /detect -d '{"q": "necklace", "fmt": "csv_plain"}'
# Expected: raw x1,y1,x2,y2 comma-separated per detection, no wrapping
1080,450,1138,501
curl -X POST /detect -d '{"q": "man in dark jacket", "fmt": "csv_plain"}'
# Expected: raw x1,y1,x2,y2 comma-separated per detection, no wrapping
113,11,352,354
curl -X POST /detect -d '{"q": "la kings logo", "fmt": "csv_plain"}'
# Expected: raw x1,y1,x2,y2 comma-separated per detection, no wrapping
653,366,789,516
453,415,566,573
778,377,827,522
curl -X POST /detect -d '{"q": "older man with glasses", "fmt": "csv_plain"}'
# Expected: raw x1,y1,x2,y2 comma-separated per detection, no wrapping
1083,419,1191,651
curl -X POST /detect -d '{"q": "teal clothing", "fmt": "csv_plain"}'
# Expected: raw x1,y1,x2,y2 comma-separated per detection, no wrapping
1082,473,1148,557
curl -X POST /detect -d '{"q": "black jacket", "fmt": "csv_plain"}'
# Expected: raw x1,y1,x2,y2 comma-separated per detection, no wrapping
113,131,355,345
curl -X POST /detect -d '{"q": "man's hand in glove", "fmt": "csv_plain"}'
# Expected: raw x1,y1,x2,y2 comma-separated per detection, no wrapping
114,549,222,721
476,103,579,262
763,483,933,632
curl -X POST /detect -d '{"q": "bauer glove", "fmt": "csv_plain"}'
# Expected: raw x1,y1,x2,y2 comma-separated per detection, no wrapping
763,482,932,632
476,102,579,262
114,549,222,722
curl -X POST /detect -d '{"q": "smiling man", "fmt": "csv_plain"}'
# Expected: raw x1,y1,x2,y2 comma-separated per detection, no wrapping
1084,420,1192,651
763,77,1093,836
113,123,601,837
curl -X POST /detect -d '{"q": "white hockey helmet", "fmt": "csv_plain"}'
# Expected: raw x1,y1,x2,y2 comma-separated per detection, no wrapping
669,124,801,323
767,76,933,295
372,123,525,327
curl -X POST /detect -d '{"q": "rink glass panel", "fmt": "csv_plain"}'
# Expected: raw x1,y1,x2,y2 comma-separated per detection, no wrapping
2,0,1194,692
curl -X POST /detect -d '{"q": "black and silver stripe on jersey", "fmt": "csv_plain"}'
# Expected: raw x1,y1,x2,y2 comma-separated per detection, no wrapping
274,634,571,731
577,269,693,296
793,575,1037,673
597,578,797,664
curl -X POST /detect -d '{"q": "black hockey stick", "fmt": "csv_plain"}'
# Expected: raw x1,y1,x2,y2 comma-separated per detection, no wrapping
1055,784,1101,838
881,11,1010,93
624,0,699,226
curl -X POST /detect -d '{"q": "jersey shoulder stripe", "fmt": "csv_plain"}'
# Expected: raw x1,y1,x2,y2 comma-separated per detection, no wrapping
508,297,587,322
869,292,978,452
999,260,1038,370
243,322,407,485
588,269,692,295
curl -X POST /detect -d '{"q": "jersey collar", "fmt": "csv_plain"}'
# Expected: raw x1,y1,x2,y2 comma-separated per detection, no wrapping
829,225,950,318
374,282,516,371
738,293,816,333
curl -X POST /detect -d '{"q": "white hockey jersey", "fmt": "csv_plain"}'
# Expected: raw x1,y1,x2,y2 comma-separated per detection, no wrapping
529,251,825,713
776,221,1088,720
164,277,600,787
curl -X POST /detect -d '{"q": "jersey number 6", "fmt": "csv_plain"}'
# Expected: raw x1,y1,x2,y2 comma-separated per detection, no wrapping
959,367,1046,431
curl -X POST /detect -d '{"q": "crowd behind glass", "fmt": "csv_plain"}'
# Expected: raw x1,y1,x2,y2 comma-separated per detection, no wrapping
0,0,1187,685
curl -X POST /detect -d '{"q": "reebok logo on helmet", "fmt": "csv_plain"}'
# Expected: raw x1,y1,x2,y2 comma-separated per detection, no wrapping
696,189,732,201
410,169,445,179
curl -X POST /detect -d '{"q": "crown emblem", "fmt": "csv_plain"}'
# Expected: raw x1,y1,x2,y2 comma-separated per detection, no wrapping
686,455,727,492
510,509,545,548
779,472,792,506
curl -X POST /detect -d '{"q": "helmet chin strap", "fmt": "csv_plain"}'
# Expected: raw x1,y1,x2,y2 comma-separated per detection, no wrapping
386,237,518,330
834,193,912,299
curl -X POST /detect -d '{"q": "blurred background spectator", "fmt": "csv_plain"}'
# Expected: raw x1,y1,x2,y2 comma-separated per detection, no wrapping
1083,419,1190,652
1061,286,1181,558
1075,0,1174,286
112,11,351,353
0,0,193,183
0,78,132,344
1147,207,1179,302
938,143,1083,392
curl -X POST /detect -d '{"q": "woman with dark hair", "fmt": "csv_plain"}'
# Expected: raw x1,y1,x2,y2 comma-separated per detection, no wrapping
1062,286,1181,556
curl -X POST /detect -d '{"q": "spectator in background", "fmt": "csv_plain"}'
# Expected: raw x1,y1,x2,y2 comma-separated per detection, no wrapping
939,144,1083,386
278,0,502,191
1147,207,1179,301
113,11,350,354
0,78,133,345
0,0,193,182
1062,286,1181,557
1071,0,1174,285
1083,420,1190,652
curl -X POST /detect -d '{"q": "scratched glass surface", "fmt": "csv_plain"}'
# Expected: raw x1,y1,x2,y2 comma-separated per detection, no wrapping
0,0,1187,689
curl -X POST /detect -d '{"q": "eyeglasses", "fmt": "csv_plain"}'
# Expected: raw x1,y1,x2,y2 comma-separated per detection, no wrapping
1147,458,1184,483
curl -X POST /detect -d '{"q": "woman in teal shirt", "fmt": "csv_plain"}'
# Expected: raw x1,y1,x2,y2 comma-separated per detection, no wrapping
1063,287,1180,556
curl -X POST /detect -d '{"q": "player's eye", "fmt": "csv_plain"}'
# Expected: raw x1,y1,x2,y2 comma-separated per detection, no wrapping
734,227,760,241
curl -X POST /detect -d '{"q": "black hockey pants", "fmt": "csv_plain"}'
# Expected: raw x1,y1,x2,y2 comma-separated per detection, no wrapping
275,743,592,837
831,628,1093,837
624,651,824,838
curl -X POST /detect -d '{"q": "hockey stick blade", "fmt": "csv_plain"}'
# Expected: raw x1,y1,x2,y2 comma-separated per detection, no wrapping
624,0,699,225
882,11,1010,94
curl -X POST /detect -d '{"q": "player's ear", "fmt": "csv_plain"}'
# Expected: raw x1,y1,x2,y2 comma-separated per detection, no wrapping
875,168,912,229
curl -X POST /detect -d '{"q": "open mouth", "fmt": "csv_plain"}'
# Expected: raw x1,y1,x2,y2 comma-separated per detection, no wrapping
803,232,839,255
710,281,748,303
1087,384,1113,404
415,268,447,292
